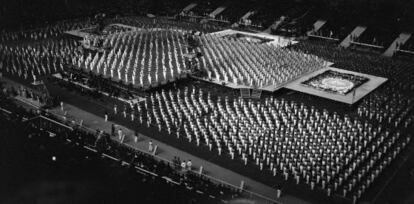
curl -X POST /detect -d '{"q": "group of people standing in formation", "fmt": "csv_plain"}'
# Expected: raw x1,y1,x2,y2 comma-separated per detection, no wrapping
1,14,414,204
0,14,329,92
0,16,219,88
196,33,327,89
137,85,409,202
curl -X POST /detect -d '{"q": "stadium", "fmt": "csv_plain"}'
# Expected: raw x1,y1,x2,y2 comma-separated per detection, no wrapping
1,0,414,204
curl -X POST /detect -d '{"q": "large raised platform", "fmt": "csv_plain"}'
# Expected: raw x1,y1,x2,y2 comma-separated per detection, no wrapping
64,23,191,90
284,67,388,104
192,62,334,92
64,23,139,39
65,24,332,93
209,29,298,47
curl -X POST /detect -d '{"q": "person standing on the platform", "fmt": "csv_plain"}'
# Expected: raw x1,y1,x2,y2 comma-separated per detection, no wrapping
123,105,127,118
134,130,139,143
104,111,108,122
276,188,282,198
60,101,64,111
118,128,123,140
114,104,118,115
131,110,135,121
148,140,154,152
63,111,68,121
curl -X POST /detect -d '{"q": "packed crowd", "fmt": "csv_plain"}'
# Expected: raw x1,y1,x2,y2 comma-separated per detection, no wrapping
182,1,219,18
196,33,327,88
0,18,94,43
215,2,250,25
0,17,221,88
79,28,188,89
290,41,414,128
129,83,410,202
0,16,329,91
0,18,93,82
79,20,329,90
83,37,414,203
0,3,414,203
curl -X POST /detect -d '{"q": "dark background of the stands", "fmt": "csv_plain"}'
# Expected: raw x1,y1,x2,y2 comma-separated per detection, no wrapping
1,0,414,32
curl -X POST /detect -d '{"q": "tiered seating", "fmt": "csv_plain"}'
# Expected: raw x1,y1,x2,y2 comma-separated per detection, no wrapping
196,34,326,88
246,9,274,30
141,86,411,202
352,28,398,52
216,2,250,24
159,0,193,16
244,1,296,30
399,36,414,52
311,22,343,40
188,1,220,18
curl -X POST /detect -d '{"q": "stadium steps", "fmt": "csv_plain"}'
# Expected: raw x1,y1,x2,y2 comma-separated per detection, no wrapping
241,11,255,21
263,16,287,34
240,88,251,98
306,19,327,36
182,3,198,12
251,89,262,99
209,6,227,18
340,26,367,48
383,33,412,57
232,11,256,27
